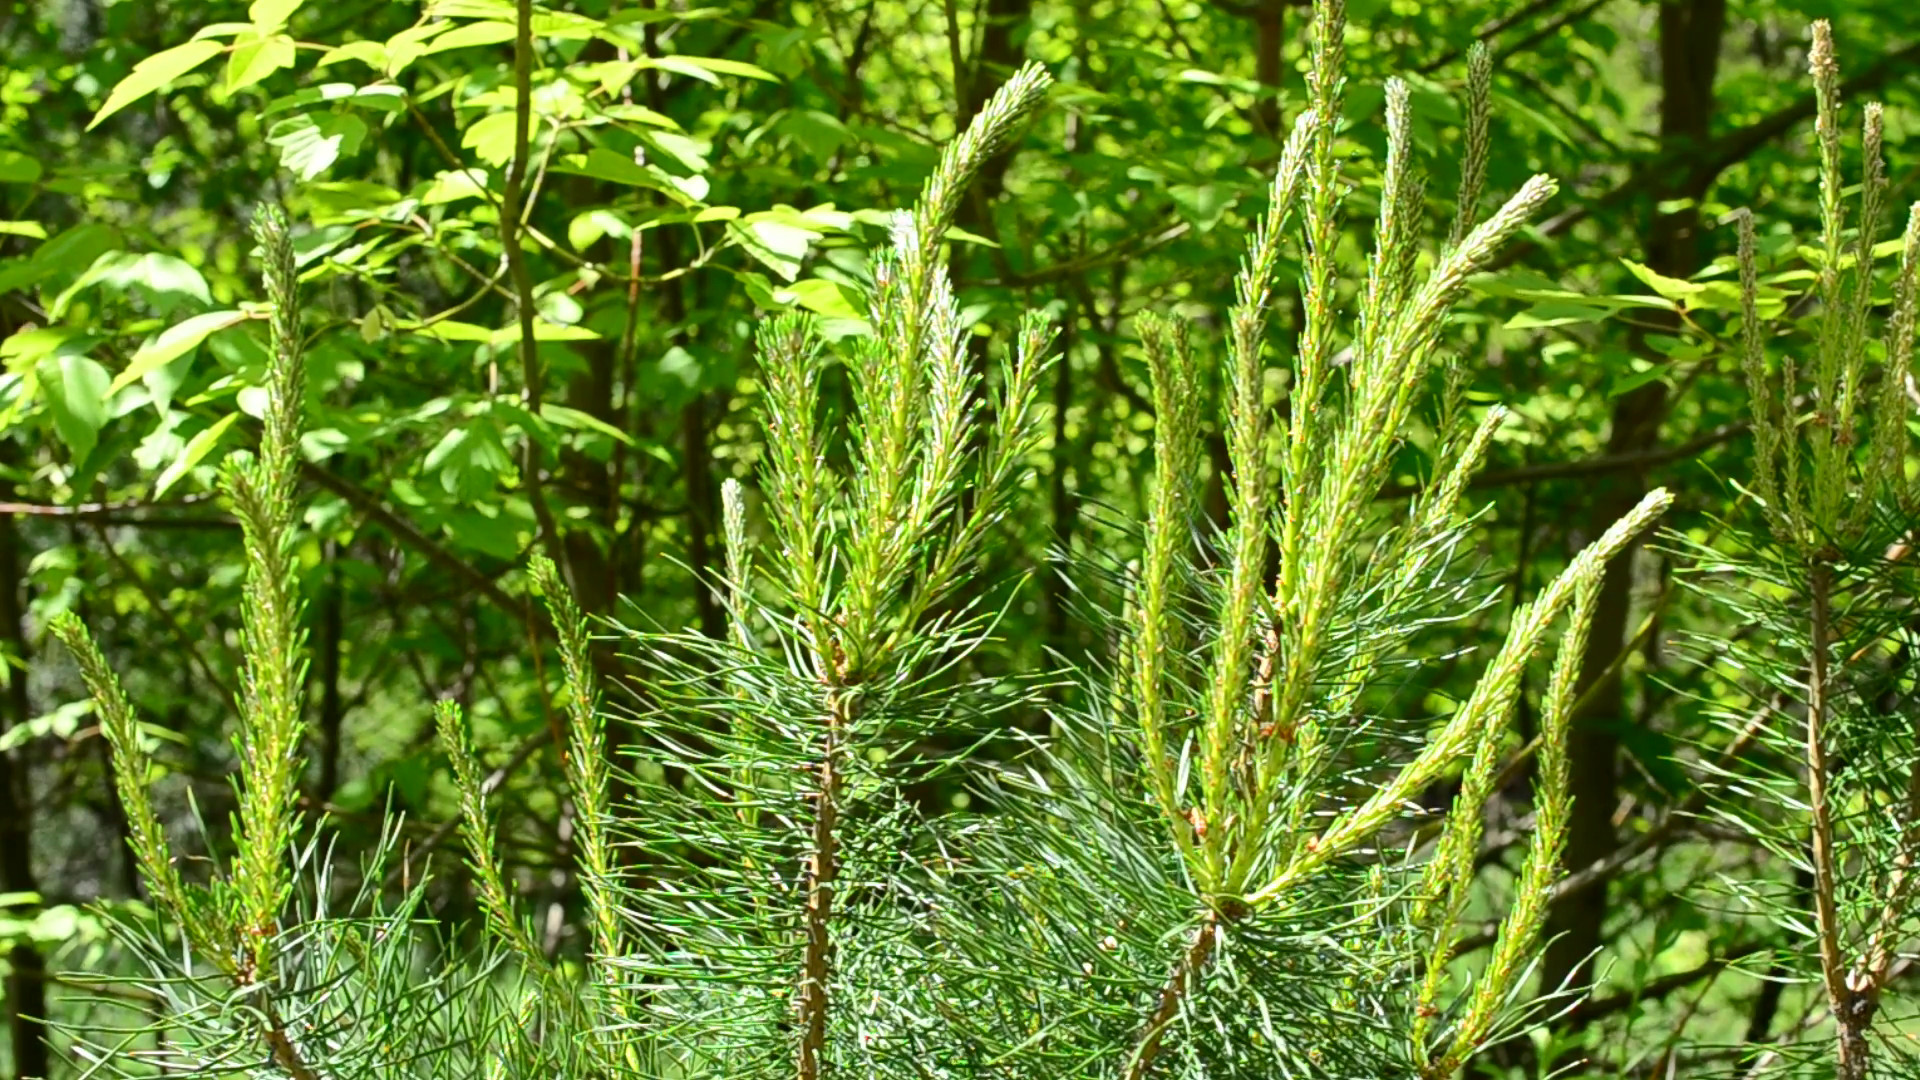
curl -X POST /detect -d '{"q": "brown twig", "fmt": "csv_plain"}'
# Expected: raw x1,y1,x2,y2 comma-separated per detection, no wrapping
1123,913,1221,1080
797,688,851,1080
1805,563,1868,1078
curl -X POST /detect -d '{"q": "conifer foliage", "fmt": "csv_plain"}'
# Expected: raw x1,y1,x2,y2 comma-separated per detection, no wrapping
44,2,1691,1077
1679,22,1920,1079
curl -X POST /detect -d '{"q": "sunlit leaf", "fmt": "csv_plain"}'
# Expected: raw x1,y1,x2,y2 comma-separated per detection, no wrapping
89,40,225,130
36,354,111,458
154,412,241,496
268,113,370,179
112,310,250,394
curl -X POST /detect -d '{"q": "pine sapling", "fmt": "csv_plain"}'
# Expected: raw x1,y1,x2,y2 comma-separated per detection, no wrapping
1683,20,1920,1077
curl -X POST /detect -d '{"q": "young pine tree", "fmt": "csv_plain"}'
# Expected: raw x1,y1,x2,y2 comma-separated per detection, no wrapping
56,7,1680,1078
1682,21,1920,1079
51,209,499,1079
923,6,1667,1077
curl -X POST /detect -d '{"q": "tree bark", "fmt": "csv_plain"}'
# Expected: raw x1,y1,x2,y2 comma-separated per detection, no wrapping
1539,0,1726,1050
0,494,50,1080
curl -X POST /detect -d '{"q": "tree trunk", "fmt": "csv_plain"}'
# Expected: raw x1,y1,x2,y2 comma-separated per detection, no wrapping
0,497,49,1080
1540,0,1726,1051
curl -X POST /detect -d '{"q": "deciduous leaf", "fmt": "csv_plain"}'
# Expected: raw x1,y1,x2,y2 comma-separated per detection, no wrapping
154,412,241,496
225,33,297,94
89,40,225,130
315,40,387,70
461,111,518,167
643,55,778,84
51,252,210,318
36,354,111,458
542,403,635,445
1621,258,1702,302
730,220,818,282
1505,302,1612,329
113,310,249,394
248,0,307,31
422,20,516,54
0,151,41,185
268,113,369,179
779,278,861,318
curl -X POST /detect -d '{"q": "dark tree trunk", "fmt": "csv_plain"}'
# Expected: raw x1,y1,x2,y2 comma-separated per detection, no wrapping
1540,0,1727,1053
0,496,49,1080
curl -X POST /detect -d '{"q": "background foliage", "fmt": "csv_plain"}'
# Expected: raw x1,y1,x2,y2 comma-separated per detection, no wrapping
10,0,1920,1074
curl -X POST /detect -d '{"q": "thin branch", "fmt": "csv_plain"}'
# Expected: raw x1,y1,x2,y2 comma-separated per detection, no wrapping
1377,421,1748,500
1807,562,1871,1078
500,0,571,584
0,494,218,518
1494,40,1920,269
299,463,521,619
1123,914,1220,1080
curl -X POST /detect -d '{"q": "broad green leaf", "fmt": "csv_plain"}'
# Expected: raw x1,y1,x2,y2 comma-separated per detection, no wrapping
225,33,297,94
0,152,41,185
608,5,726,23
777,110,849,158
36,354,111,458
268,113,369,179
2,329,86,371
0,699,90,752
639,130,710,174
155,412,241,496
461,111,518,167
112,310,249,394
1620,258,1701,302
1169,183,1234,233
1505,302,1612,329
779,278,861,318
89,40,225,130
263,83,406,116
192,22,258,40
51,252,211,318
0,222,46,239
943,225,999,248
422,20,516,54
542,403,635,445
442,507,524,560
530,11,602,37
316,40,387,70
419,168,491,204
488,320,601,345
425,423,516,499
1608,363,1670,398
730,220,818,282
1492,89,1575,148
401,319,492,342
557,147,655,187
602,103,680,129
568,209,630,251
249,0,307,31
384,23,452,76
306,180,405,221
427,0,513,14
644,55,778,84
553,149,705,202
